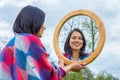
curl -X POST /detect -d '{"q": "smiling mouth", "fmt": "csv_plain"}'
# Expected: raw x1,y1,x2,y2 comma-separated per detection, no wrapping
74,42,80,45
75,45,80,47
73,44,80,47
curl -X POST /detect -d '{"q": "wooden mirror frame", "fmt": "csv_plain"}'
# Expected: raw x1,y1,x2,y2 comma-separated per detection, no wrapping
53,10,106,65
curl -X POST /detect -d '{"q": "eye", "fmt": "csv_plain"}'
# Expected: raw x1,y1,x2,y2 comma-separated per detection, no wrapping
78,37,83,40
71,36,76,39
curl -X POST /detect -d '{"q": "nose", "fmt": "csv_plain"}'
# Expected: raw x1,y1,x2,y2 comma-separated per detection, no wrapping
75,38,79,41
43,25,46,29
74,38,81,43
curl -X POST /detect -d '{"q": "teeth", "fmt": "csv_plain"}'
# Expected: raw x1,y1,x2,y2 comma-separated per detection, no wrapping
74,43,80,47
74,43,80,45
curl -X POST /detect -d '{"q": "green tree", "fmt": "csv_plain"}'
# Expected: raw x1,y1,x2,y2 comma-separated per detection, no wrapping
95,72,119,80
62,68,119,80
82,67,94,80
62,67,95,80
81,18,98,52
62,71,86,80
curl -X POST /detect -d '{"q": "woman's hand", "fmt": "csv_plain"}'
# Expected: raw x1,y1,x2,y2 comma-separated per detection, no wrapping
58,56,65,67
58,56,85,73
69,63,85,72
63,63,86,73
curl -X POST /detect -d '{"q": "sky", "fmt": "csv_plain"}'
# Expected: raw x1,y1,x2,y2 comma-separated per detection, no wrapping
0,0,120,79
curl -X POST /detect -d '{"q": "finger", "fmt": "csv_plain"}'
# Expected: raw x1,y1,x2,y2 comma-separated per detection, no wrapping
79,63,86,66
79,65,85,69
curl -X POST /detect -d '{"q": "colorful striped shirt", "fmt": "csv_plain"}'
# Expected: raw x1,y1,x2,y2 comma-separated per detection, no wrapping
0,33,66,80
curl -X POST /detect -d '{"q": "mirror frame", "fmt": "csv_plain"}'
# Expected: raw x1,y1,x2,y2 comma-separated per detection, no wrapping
53,10,106,65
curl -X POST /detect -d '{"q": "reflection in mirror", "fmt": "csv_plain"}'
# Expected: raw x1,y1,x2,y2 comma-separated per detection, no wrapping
58,15,99,61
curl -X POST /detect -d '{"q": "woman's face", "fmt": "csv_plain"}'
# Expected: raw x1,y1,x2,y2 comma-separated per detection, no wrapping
36,24,46,38
69,31,83,51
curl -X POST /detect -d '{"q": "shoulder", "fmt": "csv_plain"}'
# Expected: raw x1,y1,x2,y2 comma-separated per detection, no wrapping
16,33,38,40
85,53,91,56
15,33,44,50
83,52,91,56
16,33,42,44
63,53,70,58
82,52,90,55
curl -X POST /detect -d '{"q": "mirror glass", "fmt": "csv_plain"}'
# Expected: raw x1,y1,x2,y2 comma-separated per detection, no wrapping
58,15,99,61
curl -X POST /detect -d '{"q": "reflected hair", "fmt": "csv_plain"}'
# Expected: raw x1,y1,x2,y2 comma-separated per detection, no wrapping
13,5,45,35
64,28,86,56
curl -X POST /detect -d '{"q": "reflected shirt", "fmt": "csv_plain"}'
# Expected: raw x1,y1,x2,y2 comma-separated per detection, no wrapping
0,33,66,80
63,53,90,61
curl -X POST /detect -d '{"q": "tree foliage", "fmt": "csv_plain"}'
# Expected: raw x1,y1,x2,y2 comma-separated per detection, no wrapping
62,68,118,80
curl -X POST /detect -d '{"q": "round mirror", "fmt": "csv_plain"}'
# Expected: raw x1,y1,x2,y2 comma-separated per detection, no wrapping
53,10,106,65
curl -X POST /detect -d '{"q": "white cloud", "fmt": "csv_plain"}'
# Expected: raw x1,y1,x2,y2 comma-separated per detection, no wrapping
104,14,120,42
0,0,62,9
0,0,37,8
0,20,13,49
0,20,9,29
0,20,13,37
88,39,120,79
40,0,61,6
104,0,119,10
0,0,6,8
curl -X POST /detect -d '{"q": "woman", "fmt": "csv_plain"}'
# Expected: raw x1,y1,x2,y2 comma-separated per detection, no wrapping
64,28,90,61
0,6,85,80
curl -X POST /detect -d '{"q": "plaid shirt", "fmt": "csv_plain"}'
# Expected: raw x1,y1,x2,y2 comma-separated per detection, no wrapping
0,33,66,80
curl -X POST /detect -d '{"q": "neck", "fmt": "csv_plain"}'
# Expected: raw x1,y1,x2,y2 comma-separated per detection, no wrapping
72,50,80,61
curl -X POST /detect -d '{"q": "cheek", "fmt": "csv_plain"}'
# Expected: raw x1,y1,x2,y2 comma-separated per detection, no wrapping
81,40,84,44
69,40,74,47
40,29,43,33
36,30,42,37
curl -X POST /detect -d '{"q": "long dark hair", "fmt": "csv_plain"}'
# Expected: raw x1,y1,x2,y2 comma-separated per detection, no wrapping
13,5,45,35
64,28,86,56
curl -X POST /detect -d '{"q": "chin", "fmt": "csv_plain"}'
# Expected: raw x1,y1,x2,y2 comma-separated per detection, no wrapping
73,47,81,50
36,34,41,37
39,36,42,38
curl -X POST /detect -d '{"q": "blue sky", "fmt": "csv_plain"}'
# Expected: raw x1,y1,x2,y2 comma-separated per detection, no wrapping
0,0,120,79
